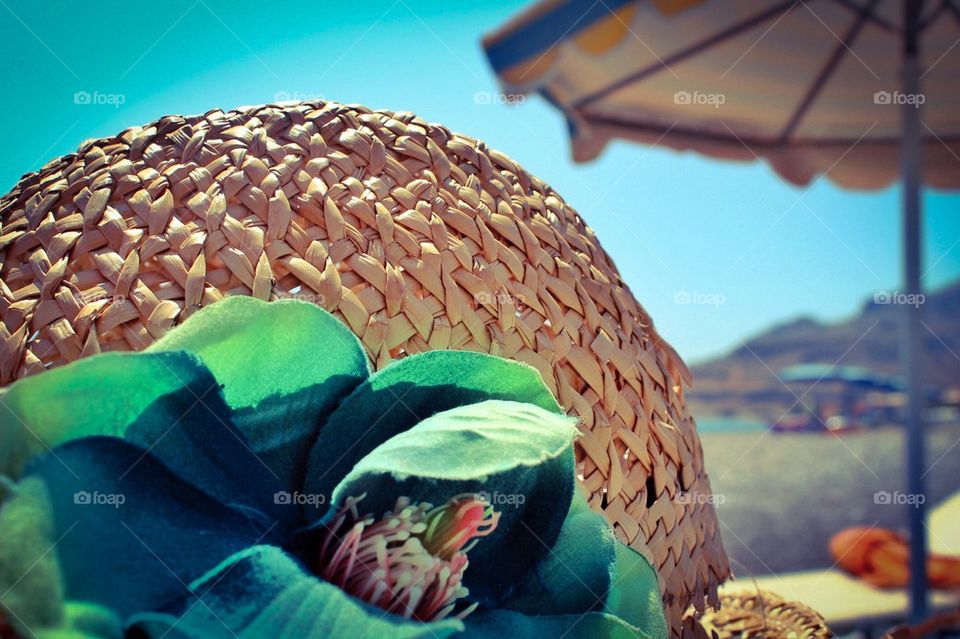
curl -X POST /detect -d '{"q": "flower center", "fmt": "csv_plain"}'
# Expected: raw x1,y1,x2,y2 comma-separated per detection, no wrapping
421,495,499,560
314,494,499,622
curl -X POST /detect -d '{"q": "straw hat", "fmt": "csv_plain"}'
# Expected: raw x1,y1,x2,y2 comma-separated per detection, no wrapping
0,100,729,634
694,591,832,639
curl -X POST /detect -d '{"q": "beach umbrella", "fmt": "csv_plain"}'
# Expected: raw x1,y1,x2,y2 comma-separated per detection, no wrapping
779,363,901,391
483,0,960,623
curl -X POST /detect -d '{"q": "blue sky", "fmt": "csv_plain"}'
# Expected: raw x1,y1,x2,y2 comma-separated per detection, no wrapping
1,0,958,363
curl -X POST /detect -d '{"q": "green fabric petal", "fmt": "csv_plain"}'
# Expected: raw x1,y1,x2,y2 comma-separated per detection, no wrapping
0,477,64,634
330,399,577,606
0,478,122,639
0,351,212,478
1,342,290,527
305,350,562,513
502,490,667,638
129,545,462,639
606,544,668,638
34,603,123,639
122,371,299,532
147,296,370,491
502,490,616,616
27,437,281,618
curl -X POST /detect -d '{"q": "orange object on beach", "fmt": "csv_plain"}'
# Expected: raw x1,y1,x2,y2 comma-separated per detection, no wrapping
830,527,960,589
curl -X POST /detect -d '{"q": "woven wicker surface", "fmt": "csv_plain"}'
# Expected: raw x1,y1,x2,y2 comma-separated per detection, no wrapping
694,591,832,639
0,100,730,633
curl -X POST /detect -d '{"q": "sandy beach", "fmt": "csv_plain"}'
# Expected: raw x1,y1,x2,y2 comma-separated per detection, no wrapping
700,425,960,578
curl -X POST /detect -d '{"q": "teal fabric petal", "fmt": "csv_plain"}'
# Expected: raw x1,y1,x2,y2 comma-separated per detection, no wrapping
305,350,562,516
502,491,616,616
122,367,299,532
35,602,124,639
147,297,371,492
330,399,577,606
501,490,668,638
26,437,282,618
129,546,463,639
606,544,668,638
0,478,123,638
0,351,214,478
0,476,64,634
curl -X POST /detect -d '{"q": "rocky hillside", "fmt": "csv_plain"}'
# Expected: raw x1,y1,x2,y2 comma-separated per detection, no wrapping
687,280,960,419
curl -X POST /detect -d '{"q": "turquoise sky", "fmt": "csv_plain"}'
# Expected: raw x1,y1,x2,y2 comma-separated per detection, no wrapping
2,0,958,363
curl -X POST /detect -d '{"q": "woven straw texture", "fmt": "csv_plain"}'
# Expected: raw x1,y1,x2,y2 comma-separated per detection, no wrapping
693,591,832,639
0,100,730,633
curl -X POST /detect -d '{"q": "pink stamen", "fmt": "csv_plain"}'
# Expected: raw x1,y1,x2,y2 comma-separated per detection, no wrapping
314,493,499,622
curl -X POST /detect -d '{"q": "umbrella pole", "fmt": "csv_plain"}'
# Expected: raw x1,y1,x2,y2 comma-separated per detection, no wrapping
902,0,927,625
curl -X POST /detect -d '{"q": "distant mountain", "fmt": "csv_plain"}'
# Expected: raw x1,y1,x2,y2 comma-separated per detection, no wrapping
687,280,960,420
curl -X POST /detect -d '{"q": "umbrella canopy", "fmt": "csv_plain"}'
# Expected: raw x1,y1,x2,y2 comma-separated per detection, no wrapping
483,0,960,189
485,0,959,626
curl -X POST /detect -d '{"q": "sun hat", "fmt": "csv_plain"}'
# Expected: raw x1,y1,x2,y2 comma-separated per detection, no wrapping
0,99,732,633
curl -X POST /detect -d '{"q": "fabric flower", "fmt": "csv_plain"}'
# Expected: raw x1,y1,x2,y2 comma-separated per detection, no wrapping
314,493,497,622
0,297,667,638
